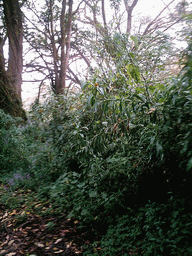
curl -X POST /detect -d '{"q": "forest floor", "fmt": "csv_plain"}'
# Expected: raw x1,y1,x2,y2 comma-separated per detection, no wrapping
0,183,96,256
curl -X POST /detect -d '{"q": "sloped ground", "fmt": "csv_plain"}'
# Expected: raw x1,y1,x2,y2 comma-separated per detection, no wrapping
0,184,93,256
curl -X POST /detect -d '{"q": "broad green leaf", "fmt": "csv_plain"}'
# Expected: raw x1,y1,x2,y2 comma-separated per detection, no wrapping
57,125,63,131
90,96,95,106
89,190,97,197
77,182,86,188
187,157,192,171
97,87,105,95
102,122,108,126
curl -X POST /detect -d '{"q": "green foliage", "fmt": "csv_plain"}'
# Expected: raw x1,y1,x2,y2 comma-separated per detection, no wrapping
0,110,29,175
1,17,192,256
5,196,20,209
13,31,190,231
84,197,192,255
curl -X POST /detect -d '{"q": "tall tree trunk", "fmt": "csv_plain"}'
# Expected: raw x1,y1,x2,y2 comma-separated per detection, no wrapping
3,0,23,100
59,0,73,94
49,0,60,93
0,0,26,119
123,0,139,34
101,0,107,30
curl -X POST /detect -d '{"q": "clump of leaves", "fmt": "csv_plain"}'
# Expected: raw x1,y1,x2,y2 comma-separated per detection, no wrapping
84,197,192,256
5,196,20,209
0,110,29,175
46,221,55,231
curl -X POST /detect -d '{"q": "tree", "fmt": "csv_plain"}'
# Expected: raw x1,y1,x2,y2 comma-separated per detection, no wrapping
0,0,26,119
123,0,139,34
24,0,82,96
22,0,186,99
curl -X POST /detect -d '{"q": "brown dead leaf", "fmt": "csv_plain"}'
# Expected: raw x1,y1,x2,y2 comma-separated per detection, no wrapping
32,229,39,232
35,242,44,248
63,229,70,233
6,253,16,256
54,250,64,254
3,212,8,218
8,240,15,246
10,210,17,216
54,238,62,244
34,204,42,209
66,241,72,248
1,240,8,246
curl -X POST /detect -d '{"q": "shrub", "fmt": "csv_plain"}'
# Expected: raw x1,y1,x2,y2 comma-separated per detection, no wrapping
84,197,192,256
0,110,29,175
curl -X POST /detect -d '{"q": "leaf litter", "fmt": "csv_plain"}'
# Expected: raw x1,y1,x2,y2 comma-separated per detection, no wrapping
0,184,91,255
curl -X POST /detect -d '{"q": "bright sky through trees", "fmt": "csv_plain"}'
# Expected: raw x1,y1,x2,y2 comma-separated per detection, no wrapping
21,0,186,108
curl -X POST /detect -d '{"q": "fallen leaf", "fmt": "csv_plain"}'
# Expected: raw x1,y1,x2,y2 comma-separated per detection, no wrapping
54,250,64,254
35,242,44,248
63,229,70,233
3,212,8,218
8,240,15,246
10,210,17,215
6,253,16,256
1,240,8,246
66,241,72,248
53,247,58,250
34,204,42,209
54,238,62,244
32,229,39,232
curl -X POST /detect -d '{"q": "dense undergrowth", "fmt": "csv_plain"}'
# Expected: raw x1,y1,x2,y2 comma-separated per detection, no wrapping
1,34,192,255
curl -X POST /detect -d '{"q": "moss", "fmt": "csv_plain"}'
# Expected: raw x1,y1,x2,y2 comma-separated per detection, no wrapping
0,71,26,120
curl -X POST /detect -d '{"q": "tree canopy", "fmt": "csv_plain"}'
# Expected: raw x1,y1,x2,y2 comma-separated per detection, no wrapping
1,1,192,255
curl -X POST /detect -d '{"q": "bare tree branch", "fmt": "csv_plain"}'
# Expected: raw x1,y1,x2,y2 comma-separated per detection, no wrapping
143,0,175,35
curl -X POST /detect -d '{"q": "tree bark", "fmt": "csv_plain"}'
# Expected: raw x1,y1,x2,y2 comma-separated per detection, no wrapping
59,0,73,94
101,0,107,30
123,0,139,34
3,0,23,100
0,0,26,119
49,0,60,92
